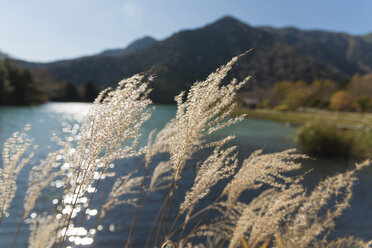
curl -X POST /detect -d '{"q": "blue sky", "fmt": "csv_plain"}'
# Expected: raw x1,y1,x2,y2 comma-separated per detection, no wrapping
0,0,371,62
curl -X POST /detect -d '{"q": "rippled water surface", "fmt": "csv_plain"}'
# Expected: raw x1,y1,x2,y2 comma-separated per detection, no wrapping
0,102,371,247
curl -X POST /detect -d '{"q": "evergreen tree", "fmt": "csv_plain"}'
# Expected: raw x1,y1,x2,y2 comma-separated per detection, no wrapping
0,63,12,104
64,82,80,101
0,60,44,105
83,80,99,102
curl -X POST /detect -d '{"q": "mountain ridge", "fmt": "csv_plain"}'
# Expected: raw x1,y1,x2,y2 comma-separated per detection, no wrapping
98,36,157,57
258,26,372,75
9,16,371,103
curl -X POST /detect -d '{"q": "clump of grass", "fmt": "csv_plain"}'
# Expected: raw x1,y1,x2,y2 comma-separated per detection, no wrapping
0,53,371,248
0,126,35,223
295,122,354,157
28,214,60,248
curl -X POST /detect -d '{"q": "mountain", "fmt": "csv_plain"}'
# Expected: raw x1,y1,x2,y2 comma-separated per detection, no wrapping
0,50,8,61
17,16,346,103
99,36,157,57
259,26,372,75
15,36,157,68
359,32,372,45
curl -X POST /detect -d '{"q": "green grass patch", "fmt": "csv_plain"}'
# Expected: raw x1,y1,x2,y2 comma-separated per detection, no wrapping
295,122,354,157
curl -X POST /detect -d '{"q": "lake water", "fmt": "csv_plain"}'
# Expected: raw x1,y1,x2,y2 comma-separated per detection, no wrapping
0,102,371,247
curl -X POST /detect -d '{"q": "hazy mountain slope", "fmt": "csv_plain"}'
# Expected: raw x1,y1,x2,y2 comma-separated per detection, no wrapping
99,36,157,57
358,32,372,45
0,50,8,60
14,36,157,68
259,26,372,75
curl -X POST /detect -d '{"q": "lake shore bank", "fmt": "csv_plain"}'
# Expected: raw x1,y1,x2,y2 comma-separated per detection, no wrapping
233,108,372,157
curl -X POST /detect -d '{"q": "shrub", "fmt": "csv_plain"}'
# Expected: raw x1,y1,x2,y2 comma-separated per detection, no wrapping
329,90,354,111
355,96,370,114
0,53,371,248
295,122,354,157
274,103,290,111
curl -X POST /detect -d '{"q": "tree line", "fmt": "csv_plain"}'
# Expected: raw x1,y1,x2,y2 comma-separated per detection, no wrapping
0,60,46,105
53,80,99,102
248,74,372,113
0,60,99,105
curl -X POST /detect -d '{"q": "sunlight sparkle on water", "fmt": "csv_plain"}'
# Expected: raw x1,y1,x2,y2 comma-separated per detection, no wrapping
45,102,91,122
86,209,98,216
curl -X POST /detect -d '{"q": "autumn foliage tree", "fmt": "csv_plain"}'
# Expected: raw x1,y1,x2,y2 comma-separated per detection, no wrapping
283,81,313,110
348,73,372,98
270,80,313,110
329,90,354,111
310,79,337,107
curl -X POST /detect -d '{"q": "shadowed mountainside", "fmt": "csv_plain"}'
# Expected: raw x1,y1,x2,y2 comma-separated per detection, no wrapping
358,32,372,45
0,51,8,61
